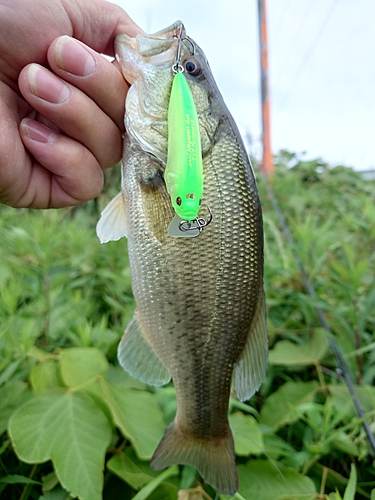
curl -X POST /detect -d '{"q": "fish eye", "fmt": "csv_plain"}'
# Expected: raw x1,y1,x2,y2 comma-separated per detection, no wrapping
176,196,182,206
184,58,201,76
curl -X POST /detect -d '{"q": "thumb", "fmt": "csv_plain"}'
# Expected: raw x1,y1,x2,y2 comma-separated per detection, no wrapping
66,0,144,56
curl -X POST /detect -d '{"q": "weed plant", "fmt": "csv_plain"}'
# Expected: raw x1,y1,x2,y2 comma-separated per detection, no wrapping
0,154,374,500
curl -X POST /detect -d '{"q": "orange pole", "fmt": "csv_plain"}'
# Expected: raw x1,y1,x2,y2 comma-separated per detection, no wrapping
258,0,274,176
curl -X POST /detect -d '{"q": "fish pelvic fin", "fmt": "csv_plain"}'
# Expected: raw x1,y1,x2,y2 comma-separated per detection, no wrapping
151,420,238,495
118,310,171,386
96,192,128,243
234,289,268,402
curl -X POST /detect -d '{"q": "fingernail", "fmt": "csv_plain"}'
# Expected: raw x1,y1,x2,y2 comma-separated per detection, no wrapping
55,35,96,77
28,64,70,104
21,119,58,143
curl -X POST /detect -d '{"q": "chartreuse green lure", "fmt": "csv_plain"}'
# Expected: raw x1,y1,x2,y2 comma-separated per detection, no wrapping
165,71,203,222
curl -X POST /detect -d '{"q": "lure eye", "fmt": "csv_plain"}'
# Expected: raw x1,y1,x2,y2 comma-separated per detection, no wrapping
184,59,201,76
176,197,182,206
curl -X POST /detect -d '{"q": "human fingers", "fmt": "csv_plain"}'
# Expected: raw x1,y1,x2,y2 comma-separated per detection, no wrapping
0,0,144,209
64,0,144,56
0,84,33,206
17,119,104,208
18,62,122,170
0,0,143,85
47,36,128,132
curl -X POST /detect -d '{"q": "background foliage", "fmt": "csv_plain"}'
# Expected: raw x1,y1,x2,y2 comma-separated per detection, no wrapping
1,154,375,500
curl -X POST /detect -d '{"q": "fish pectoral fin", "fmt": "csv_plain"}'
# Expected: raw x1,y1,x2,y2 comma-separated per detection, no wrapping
151,420,238,495
233,290,268,402
96,192,128,244
118,311,171,386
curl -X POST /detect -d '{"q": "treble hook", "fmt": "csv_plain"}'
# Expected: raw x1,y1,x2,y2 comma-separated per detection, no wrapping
184,36,196,56
172,25,184,74
172,25,195,74
179,205,213,233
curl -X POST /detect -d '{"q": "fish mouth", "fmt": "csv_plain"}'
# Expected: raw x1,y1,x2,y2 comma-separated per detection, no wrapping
115,21,185,60
136,21,185,57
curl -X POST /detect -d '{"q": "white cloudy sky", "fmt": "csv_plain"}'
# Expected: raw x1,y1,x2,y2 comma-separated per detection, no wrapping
113,0,375,171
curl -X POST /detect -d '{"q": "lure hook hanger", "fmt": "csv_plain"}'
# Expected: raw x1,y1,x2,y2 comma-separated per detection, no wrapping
179,205,213,233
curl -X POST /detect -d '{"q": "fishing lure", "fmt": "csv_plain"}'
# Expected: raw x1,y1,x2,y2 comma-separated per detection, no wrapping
165,29,212,238
165,70,203,222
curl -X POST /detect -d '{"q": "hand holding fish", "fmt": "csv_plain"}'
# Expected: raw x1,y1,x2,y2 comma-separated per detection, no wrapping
0,0,142,208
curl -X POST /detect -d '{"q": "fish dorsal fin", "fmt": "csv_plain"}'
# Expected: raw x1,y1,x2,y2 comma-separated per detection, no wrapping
96,192,128,244
233,290,268,402
118,311,171,386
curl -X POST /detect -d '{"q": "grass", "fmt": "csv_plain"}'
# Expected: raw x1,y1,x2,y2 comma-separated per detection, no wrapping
0,153,375,500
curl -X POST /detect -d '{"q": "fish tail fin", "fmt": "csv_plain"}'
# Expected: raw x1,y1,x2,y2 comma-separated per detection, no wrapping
151,420,238,495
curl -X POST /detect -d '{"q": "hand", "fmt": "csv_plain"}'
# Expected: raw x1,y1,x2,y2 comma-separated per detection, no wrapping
0,0,142,208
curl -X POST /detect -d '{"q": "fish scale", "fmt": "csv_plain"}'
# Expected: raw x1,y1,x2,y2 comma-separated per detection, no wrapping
97,21,267,495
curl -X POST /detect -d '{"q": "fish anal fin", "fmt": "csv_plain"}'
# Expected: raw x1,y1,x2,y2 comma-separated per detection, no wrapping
234,291,268,402
118,311,171,386
151,420,238,495
96,192,128,244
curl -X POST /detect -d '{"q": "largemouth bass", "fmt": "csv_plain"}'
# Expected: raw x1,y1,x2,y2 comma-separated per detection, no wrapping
97,21,268,495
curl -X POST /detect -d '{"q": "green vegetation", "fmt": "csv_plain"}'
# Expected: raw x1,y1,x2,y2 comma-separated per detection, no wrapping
1,154,375,500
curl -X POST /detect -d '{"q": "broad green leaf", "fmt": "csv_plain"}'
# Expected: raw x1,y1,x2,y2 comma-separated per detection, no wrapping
0,381,32,434
371,488,375,500
229,413,263,456
30,359,62,394
132,466,179,500
155,386,177,425
275,496,317,500
237,460,316,500
331,432,359,457
0,474,42,485
263,434,295,460
107,451,158,490
39,487,73,500
59,347,108,387
269,329,329,366
343,464,357,500
147,482,179,500
180,465,197,490
328,384,375,415
99,379,165,459
42,471,59,493
106,364,146,390
8,390,112,500
28,345,54,362
0,359,23,385
0,262,11,287
221,493,246,500
229,398,259,417
0,439,9,455
260,381,319,430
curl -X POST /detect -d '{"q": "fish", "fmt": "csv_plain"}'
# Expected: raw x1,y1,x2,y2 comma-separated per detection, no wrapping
96,21,268,495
